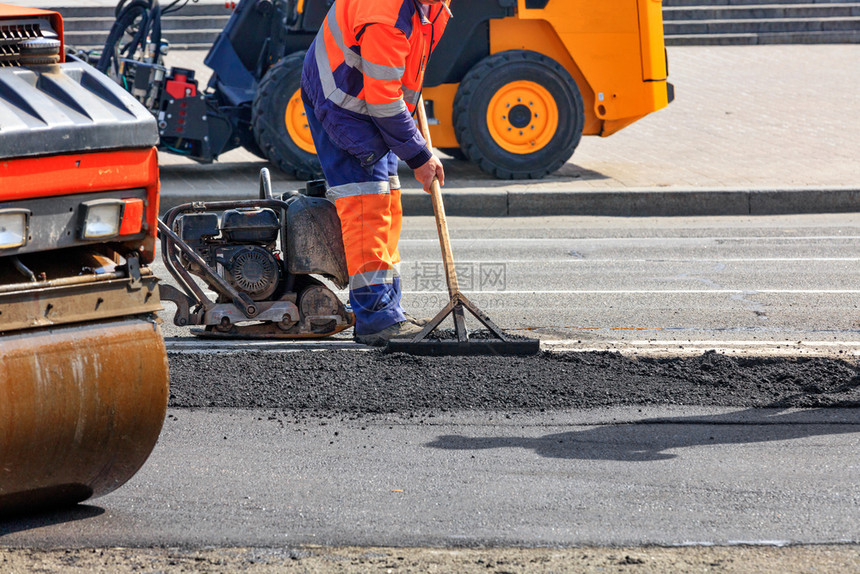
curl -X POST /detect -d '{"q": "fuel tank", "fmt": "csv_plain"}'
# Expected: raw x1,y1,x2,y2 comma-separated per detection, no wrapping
286,194,349,289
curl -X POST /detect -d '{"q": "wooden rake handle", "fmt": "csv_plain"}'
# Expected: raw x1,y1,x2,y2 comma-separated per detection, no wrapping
415,94,460,298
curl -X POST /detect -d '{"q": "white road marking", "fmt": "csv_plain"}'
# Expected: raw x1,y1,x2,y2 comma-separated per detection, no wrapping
165,338,860,357
401,236,860,243
403,289,860,294
402,258,860,262
543,339,860,357
543,340,860,347
165,339,367,353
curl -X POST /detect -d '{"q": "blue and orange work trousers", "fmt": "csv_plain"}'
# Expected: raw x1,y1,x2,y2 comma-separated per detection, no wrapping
302,90,407,335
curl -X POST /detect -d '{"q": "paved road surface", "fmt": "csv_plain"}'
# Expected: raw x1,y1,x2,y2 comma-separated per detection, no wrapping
156,213,860,352
3,408,859,548
4,213,858,555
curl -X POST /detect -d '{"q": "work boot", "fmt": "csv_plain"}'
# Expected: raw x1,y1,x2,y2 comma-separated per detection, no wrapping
403,311,431,327
355,321,424,347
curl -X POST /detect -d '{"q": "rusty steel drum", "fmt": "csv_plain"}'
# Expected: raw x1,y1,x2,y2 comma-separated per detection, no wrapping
0,318,169,512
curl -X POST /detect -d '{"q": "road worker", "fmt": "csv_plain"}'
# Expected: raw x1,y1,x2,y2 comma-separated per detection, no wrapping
301,0,451,345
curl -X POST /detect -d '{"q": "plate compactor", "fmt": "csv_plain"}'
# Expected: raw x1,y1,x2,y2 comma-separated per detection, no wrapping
158,170,355,339
0,4,168,512
158,166,537,356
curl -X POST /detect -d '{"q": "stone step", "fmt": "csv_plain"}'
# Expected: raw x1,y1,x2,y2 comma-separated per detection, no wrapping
65,29,222,50
44,2,229,49
666,29,860,42
663,1,860,43
664,3,860,20
52,1,860,49
664,0,851,6
665,16,860,34
45,4,231,18
62,15,230,32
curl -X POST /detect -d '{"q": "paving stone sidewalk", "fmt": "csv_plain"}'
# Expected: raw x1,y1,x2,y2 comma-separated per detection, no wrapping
154,45,860,215
155,45,860,190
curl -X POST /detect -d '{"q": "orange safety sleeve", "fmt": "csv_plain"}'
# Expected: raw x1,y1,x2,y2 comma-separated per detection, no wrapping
359,23,411,111
357,21,431,167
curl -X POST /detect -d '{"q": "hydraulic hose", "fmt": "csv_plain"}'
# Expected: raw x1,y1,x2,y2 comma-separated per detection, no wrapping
98,0,198,73
96,0,152,74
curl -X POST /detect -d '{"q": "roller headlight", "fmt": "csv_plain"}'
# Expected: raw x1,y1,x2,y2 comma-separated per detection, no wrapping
0,209,30,249
80,199,124,239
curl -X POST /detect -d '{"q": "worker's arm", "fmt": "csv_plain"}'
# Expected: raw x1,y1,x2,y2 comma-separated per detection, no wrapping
359,23,438,177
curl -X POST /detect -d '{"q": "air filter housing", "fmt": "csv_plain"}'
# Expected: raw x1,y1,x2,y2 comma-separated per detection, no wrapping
0,17,60,68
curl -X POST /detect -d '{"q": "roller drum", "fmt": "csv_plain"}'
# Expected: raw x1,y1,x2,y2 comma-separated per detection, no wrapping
0,319,169,512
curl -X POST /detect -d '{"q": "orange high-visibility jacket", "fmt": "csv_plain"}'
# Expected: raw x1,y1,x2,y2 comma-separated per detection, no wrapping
302,0,451,168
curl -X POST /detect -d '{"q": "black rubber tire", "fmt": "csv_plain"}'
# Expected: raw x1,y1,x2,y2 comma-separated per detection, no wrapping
438,147,466,160
452,50,584,180
252,52,322,181
240,127,267,160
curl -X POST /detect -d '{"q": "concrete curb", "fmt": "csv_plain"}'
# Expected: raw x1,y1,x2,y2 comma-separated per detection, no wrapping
159,186,860,217
393,186,860,217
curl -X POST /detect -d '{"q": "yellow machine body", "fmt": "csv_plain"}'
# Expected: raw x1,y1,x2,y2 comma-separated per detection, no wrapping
425,0,671,148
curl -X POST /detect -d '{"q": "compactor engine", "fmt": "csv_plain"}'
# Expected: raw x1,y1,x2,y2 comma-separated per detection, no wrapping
159,172,354,338
0,4,168,512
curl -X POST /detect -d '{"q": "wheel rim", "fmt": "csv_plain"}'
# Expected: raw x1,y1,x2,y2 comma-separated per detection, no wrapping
285,88,316,154
486,80,558,154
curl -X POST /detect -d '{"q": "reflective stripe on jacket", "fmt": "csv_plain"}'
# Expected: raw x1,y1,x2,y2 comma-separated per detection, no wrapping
301,0,451,168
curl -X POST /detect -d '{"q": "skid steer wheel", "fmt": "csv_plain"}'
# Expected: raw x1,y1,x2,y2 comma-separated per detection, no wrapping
438,147,466,161
252,52,322,180
453,50,584,180
239,124,268,160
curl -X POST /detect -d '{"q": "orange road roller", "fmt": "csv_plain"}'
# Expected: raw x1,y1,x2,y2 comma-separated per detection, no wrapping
0,4,168,513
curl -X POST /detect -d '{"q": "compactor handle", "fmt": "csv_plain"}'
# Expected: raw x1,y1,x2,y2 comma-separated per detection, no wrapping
259,167,274,200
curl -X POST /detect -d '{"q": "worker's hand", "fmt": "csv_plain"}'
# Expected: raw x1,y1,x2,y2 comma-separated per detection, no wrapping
414,155,445,193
